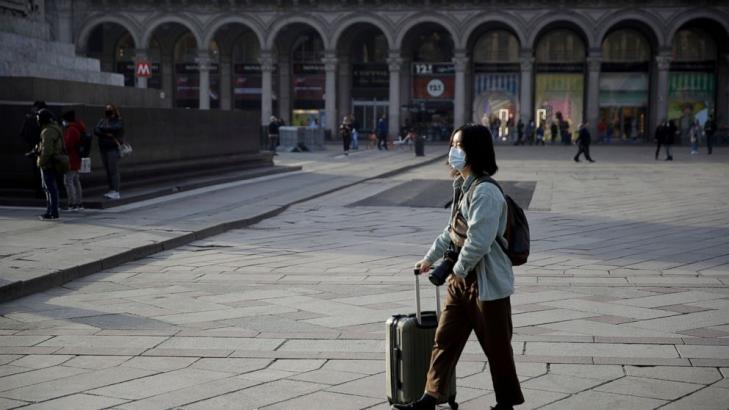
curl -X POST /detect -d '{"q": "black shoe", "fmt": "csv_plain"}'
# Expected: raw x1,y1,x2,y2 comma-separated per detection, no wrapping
39,214,58,221
491,405,514,410
588,159,595,163
391,394,436,410
573,157,580,162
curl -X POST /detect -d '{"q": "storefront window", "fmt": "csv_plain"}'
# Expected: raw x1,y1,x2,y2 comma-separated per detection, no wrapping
350,32,389,131
599,29,651,141
472,30,520,138
173,34,220,108
668,28,717,134
535,30,586,140
291,31,325,126
232,32,265,110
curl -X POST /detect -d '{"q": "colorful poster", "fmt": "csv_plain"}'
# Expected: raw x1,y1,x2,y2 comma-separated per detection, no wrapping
599,73,649,107
473,73,520,123
535,73,584,130
667,72,715,122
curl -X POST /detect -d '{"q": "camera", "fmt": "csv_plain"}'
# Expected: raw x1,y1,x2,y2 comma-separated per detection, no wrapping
429,249,459,286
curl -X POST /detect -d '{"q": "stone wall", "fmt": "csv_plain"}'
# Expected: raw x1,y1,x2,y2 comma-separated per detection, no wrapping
0,103,266,197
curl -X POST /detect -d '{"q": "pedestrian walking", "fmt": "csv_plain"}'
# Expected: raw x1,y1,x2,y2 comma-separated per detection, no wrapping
339,115,352,156
573,122,594,163
267,115,280,155
526,120,535,145
61,110,86,211
514,119,524,145
654,120,666,160
535,122,545,145
665,120,676,160
689,120,701,155
35,109,67,220
549,121,558,145
94,104,124,200
704,115,716,155
394,124,524,410
377,114,389,150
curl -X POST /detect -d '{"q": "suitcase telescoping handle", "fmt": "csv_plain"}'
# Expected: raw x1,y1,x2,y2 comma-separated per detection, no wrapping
413,268,442,325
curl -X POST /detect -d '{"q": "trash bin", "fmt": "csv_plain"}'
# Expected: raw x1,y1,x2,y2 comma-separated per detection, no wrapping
414,135,425,156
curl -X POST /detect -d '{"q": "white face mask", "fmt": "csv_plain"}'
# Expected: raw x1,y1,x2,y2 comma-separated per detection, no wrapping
448,147,466,171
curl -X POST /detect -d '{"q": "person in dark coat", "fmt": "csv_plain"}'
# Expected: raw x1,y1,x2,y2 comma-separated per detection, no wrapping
664,120,677,161
62,110,86,210
377,115,389,150
704,115,716,155
550,121,558,144
573,122,594,163
94,104,124,200
267,115,280,155
654,120,666,160
514,119,524,145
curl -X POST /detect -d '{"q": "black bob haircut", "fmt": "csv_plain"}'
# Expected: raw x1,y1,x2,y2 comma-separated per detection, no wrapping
449,124,498,177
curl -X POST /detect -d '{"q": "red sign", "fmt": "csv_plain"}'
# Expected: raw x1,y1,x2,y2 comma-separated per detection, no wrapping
413,76,454,100
136,60,152,78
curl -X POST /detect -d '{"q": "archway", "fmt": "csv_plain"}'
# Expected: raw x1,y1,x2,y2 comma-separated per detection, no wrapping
468,28,521,140
533,26,588,143
336,23,389,135
400,23,456,140
83,22,144,87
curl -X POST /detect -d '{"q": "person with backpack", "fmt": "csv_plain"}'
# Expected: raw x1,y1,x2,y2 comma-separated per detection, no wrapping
61,110,86,211
35,108,67,220
395,124,525,410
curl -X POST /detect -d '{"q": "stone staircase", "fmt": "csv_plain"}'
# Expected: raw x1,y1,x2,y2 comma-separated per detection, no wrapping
0,30,124,86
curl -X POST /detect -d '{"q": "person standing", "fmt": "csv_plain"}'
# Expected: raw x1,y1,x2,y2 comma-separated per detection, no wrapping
267,115,280,156
394,124,524,410
573,122,594,163
550,121,558,145
20,101,48,198
35,109,65,220
377,114,388,150
94,104,124,200
704,115,716,155
350,115,360,150
339,115,353,156
689,120,701,155
61,110,85,211
665,120,676,160
654,120,666,160
514,119,524,145
535,122,545,145
526,120,535,145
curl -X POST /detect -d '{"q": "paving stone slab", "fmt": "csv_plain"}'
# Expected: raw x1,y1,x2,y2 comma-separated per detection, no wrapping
625,365,722,384
260,390,382,410
89,368,234,400
595,376,703,400
539,390,667,410
659,386,729,410
183,379,325,409
14,393,127,410
525,342,679,358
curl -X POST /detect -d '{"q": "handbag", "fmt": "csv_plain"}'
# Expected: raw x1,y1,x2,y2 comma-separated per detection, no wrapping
79,157,91,173
115,138,133,157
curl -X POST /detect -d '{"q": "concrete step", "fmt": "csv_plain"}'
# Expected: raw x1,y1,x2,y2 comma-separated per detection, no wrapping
0,31,76,57
0,48,100,72
0,60,124,86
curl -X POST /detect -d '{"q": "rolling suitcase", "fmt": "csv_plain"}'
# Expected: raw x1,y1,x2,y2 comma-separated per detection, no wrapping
386,269,458,409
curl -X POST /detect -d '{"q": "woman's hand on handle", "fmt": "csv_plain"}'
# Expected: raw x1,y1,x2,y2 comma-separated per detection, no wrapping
415,259,432,274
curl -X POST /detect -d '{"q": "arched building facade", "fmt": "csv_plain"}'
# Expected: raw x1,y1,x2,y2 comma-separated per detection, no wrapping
59,1,729,140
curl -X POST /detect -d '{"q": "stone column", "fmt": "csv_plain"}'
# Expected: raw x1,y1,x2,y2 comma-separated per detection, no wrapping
338,58,352,119
278,54,291,123
718,54,729,127
260,51,275,127
653,53,672,132
196,50,212,110
387,51,403,139
586,51,602,135
323,52,338,132
453,50,469,127
519,51,534,124
54,0,73,44
220,55,232,110
134,49,148,89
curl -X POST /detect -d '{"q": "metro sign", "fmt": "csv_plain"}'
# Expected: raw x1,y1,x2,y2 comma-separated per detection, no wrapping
136,60,152,78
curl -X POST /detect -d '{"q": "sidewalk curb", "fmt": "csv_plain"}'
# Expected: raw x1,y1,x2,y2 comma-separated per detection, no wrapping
0,153,446,303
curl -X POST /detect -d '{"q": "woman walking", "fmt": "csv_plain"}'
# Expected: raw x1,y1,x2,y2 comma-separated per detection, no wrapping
393,124,524,410
94,104,124,200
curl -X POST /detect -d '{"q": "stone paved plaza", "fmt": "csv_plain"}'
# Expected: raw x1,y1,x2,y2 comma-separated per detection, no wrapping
0,145,728,409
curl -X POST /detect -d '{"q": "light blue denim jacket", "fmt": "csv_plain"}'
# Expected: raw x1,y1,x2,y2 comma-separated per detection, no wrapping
424,175,515,301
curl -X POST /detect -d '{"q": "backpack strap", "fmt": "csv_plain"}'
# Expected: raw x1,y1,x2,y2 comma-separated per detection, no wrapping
465,175,509,253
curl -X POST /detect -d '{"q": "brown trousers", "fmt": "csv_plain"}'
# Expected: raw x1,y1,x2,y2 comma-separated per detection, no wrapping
425,273,524,406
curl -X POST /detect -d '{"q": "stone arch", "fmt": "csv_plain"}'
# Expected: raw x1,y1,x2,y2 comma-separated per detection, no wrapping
140,14,203,49
596,9,665,49
393,12,459,51
459,11,526,50
201,15,265,50
526,11,596,50
331,13,395,51
265,14,330,50
666,9,729,46
76,14,141,52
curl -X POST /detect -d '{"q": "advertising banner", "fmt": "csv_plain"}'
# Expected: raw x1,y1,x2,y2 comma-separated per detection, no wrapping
174,63,220,107
599,73,649,107
667,72,715,122
412,63,454,100
293,63,325,106
535,73,584,128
